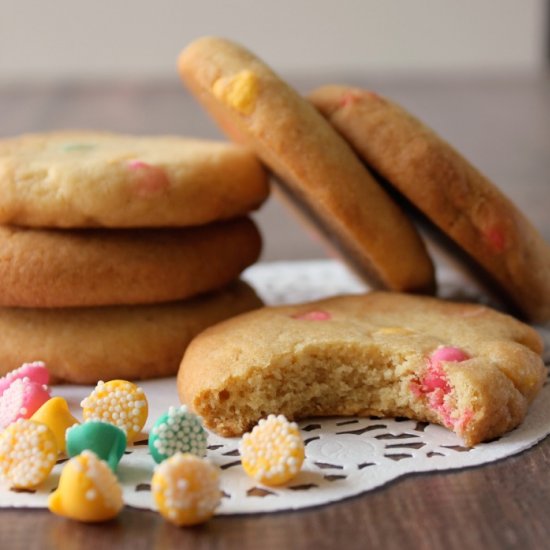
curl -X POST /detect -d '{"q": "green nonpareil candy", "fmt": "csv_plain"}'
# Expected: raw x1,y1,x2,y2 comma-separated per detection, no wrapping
66,420,127,472
148,405,208,464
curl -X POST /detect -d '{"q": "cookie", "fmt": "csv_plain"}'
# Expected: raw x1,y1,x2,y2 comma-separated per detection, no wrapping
0,280,262,384
0,217,260,307
309,85,550,323
0,131,268,228
177,292,545,447
178,37,435,294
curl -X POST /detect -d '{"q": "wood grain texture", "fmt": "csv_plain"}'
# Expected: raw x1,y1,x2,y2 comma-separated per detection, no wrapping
0,73,549,549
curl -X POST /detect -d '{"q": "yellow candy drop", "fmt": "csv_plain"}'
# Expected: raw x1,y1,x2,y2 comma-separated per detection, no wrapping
212,70,259,115
0,419,57,488
81,380,148,443
239,414,305,486
31,396,79,453
152,453,221,526
48,450,123,522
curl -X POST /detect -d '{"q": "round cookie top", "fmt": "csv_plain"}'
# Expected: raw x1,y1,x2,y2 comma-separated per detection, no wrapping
0,131,269,228
178,37,435,294
308,84,550,323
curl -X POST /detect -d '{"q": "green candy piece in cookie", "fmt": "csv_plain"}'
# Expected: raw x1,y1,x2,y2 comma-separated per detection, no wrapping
66,420,127,472
61,142,96,152
148,405,207,464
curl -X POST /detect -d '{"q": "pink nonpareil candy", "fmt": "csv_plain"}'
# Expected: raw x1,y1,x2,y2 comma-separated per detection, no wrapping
0,361,49,397
0,378,51,429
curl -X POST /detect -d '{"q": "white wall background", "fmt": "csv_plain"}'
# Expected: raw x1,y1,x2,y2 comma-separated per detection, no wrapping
0,0,546,81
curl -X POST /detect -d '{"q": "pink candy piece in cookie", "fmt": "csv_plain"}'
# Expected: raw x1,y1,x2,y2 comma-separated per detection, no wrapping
127,159,170,197
292,310,332,321
484,226,507,254
411,346,470,429
0,361,49,397
0,378,51,428
421,346,469,396
430,346,470,367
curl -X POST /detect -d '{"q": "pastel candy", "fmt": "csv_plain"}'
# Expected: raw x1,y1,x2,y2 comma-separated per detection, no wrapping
149,405,208,464
212,69,259,115
292,310,331,321
0,361,49,396
0,377,51,428
430,346,470,367
81,379,148,443
30,396,79,453
48,450,124,523
0,419,57,488
152,453,221,526
411,346,471,430
239,414,304,486
127,159,170,197
66,421,127,472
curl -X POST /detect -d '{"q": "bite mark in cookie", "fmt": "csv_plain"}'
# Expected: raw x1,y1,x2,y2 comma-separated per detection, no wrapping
410,346,470,432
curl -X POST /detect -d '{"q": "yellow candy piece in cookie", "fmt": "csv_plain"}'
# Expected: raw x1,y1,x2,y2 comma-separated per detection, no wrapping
31,396,79,453
374,326,413,335
0,419,57,488
212,70,259,115
239,414,305,486
48,450,123,522
152,453,221,526
81,380,148,443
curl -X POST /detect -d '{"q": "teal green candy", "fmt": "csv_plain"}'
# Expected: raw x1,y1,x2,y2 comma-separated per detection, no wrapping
148,405,208,464
66,420,127,472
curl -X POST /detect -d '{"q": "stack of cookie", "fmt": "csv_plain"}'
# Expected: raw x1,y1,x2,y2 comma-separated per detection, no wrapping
0,131,269,383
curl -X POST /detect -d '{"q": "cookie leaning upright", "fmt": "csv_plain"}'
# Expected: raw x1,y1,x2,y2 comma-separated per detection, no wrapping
309,85,550,323
178,37,435,294
0,131,268,227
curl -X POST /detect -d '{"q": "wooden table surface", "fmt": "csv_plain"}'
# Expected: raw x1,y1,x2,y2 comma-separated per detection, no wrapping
1,72,549,549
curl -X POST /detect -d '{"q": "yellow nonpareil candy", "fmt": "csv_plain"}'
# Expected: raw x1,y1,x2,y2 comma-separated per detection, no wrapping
239,414,305,486
212,70,259,115
48,450,123,523
31,396,79,453
81,380,148,443
0,419,57,489
152,453,221,526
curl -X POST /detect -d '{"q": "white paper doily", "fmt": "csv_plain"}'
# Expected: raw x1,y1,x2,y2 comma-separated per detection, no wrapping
1,260,549,514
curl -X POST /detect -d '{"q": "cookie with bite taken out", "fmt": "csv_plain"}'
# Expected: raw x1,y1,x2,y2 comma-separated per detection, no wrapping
178,292,545,447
